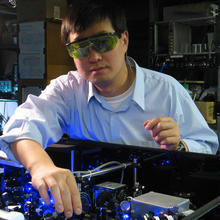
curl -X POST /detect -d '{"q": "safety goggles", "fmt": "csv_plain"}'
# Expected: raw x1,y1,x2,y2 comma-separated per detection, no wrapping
66,32,119,59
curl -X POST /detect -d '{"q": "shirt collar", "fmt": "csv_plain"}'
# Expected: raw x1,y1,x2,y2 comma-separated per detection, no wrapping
87,57,145,110
88,83,103,105
88,82,95,102
131,58,145,110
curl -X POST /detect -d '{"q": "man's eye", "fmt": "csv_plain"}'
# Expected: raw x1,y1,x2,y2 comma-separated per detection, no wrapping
97,40,108,49
78,41,89,48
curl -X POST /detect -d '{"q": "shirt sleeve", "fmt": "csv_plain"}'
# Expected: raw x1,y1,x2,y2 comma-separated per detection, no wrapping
0,77,72,162
173,84,219,154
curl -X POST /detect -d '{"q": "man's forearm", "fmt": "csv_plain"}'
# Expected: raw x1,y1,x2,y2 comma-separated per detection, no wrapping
10,139,82,217
10,139,55,175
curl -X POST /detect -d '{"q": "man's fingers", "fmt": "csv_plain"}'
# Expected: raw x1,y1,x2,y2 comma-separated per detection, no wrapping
160,136,181,151
153,129,178,143
46,177,64,213
67,174,82,215
31,167,82,218
143,120,150,127
59,181,73,218
144,118,159,130
159,136,180,146
36,180,50,205
144,117,171,130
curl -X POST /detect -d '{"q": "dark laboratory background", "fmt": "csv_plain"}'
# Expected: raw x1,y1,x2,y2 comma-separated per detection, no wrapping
0,1,219,220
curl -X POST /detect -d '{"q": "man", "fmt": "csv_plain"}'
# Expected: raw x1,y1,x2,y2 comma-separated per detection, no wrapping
0,0,218,218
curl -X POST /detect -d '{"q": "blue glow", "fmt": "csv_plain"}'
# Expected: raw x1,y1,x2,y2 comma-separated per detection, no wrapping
88,165,93,169
166,160,171,164
122,213,130,219
151,208,160,216
43,208,55,217
24,182,34,193
93,189,100,206
120,201,131,212
81,195,90,204
160,63,167,73
50,199,54,204
38,198,54,208
39,198,45,206
35,208,42,217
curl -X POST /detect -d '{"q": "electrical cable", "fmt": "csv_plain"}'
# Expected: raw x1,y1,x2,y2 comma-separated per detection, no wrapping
73,161,122,176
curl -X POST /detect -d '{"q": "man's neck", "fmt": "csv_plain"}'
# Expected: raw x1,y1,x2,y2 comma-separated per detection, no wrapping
95,65,136,97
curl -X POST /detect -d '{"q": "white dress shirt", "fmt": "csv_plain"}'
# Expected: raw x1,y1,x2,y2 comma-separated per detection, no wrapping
0,58,218,163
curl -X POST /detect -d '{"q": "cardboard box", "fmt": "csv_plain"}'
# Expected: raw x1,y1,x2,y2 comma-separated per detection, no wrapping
195,101,216,124
46,21,76,79
17,0,67,22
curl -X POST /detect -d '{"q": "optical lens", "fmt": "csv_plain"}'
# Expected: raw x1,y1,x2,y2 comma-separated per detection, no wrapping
92,35,117,53
67,40,90,58
66,33,118,59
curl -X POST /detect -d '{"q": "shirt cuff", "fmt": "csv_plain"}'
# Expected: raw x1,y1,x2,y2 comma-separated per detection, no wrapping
0,138,22,165
183,138,217,154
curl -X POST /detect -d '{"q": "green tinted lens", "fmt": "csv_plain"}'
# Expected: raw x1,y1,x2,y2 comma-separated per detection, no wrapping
66,40,90,59
66,33,118,59
92,35,118,53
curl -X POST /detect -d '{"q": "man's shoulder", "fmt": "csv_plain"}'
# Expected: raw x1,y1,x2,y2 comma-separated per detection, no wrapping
51,70,87,87
139,67,179,85
138,66,188,97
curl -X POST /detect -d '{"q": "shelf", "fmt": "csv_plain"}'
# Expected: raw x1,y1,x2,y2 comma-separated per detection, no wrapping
18,79,47,85
152,14,217,56
170,52,215,58
153,52,215,57
0,44,18,51
0,5,16,16
179,80,205,84
154,16,216,26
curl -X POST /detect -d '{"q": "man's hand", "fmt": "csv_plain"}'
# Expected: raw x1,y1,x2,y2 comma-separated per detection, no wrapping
10,140,82,218
31,165,82,218
144,116,181,150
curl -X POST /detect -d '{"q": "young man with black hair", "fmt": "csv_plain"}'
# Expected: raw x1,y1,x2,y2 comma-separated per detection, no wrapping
0,0,218,218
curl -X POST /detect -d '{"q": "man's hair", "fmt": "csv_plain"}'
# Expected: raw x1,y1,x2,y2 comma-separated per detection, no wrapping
61,0,127,44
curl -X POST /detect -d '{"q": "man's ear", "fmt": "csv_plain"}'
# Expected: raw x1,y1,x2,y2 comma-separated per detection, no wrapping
121,31,129,49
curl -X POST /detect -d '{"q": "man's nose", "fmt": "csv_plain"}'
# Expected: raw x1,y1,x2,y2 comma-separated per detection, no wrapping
88,47,102,62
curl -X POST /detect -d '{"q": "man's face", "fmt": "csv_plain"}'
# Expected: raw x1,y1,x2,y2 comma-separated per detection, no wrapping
68,19,128,90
